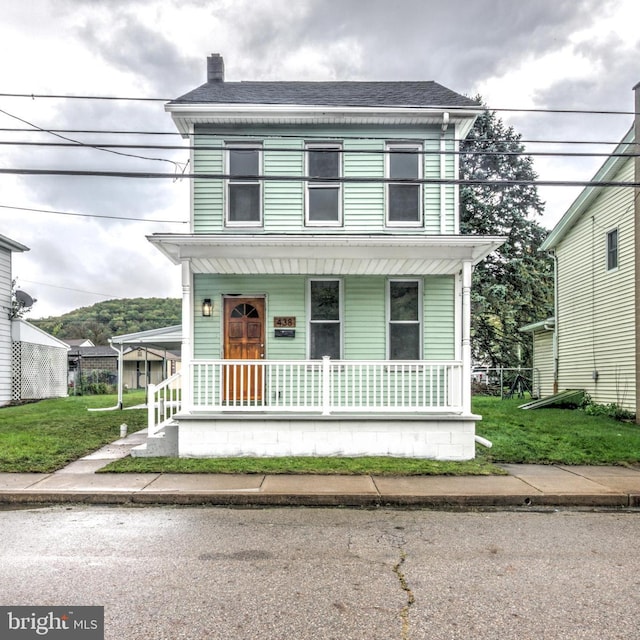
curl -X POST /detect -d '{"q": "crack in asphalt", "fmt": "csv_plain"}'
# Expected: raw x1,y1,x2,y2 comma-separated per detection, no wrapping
393,549,415,640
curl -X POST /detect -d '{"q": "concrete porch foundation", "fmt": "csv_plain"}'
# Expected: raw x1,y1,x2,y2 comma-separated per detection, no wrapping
170,413,480,460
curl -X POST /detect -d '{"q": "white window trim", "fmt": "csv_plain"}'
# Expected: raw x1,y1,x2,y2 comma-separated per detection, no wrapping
307,278,343,359
305,143,343,227
386,278,423,360
225,142,263,227
606,227,619,272
385,142,423,228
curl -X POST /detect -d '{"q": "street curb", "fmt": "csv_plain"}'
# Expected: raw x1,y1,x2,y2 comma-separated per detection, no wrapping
0,491,633,509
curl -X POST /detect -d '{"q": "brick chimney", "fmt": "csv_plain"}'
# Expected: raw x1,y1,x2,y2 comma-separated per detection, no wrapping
207,54,224,82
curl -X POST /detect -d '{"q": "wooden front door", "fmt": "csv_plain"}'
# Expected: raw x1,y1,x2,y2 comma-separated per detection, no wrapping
223,297,265,403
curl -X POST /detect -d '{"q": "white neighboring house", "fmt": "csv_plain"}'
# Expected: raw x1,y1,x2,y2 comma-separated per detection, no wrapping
531,124,637,413
0,233,29,405
11,320,69,402
1,233,69,406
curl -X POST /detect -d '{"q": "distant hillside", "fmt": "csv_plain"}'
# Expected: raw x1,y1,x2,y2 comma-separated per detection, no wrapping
31,297,181,345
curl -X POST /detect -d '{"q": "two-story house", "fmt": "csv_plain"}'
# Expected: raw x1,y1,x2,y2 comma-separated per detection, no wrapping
138,54,504,460
526,120,638,415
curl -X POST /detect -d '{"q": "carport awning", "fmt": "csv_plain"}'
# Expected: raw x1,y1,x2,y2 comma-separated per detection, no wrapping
148,233,505,276
110,325,182,352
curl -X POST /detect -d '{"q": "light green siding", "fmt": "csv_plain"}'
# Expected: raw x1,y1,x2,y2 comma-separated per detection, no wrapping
555,157,636,411
193,273,456,361
424,276,455,359
531,329,555,398
192,125,457,233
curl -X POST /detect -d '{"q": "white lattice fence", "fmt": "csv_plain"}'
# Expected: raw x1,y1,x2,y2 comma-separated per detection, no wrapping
11,341,68,401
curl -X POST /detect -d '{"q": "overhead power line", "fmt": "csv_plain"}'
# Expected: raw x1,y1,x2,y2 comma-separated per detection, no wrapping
0,204,187,224
0,139,638,159
0,168,638,188
0,107,189,175
0,91,637,116
0,126,633,147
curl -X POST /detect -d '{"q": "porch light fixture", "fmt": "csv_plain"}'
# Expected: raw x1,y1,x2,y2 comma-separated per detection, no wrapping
202,298,212,317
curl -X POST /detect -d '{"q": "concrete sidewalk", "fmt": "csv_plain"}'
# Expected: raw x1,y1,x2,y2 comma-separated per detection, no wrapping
2,430,640,508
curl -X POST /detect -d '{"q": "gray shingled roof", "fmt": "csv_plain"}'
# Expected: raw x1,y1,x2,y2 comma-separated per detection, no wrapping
170,81,480,109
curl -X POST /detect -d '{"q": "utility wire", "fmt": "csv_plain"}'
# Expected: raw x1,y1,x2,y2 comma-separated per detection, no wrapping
0,168,638,188
0,91,637,116
0,139,638,159
0,107,189,176
0,204,188,224
0,127,634,147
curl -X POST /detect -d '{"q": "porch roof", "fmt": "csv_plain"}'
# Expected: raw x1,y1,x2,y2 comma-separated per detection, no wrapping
147,234,505,276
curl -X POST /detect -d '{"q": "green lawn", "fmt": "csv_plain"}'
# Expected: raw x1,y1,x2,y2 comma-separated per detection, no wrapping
474,396,640,466
0,391,147,472
1,393,639,474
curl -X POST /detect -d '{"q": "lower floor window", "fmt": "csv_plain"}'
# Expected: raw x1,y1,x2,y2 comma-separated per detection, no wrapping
309,279,341,359
388,280,421,359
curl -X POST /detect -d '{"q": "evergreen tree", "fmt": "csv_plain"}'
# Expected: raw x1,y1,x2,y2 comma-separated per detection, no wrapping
460,102,554,368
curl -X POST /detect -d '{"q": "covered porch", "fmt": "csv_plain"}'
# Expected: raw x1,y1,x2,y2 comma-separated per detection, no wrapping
142,233,504,460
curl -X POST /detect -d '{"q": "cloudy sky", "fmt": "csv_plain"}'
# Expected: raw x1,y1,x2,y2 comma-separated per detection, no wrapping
1,0,639,318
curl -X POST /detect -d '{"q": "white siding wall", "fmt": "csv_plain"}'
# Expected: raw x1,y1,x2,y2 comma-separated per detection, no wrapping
0,248,11,405
532,329,555,398
555,158,636,411
192,125,456,234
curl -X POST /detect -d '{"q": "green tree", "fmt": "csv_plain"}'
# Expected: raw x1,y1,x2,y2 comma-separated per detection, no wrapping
460,102,554,368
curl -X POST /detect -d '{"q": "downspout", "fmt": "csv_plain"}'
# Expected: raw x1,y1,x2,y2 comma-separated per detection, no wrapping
461,260,473,414
551,250,559,394
440,112,450,234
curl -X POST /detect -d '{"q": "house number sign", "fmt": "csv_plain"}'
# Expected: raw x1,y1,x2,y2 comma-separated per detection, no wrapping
274,317,296,327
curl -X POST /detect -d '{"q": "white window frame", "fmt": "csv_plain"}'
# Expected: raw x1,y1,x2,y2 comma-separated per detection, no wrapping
385,142,423,227
387,279,423,360
225,143,263,227
305,143,343,226
606,228,618,272
307,278,343,360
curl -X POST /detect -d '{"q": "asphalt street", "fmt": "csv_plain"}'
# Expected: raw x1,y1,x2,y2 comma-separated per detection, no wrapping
1,506,639,639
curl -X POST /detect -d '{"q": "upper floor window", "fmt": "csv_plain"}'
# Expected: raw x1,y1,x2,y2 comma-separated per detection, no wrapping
386,144,422,226
309,279,342,359
226,144,262,225
607,228,618,271
306,144,342,225
388,280,421,359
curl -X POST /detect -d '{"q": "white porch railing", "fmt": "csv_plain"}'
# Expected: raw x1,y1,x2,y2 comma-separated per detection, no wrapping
147,372,182,437
191,357,463,413
148,358,463,436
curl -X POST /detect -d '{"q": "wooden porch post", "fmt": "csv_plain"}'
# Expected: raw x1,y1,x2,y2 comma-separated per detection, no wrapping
634,82,640,424
181,260,193,413
462,261,473,413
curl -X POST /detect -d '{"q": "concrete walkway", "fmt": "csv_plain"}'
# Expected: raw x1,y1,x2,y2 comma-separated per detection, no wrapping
2,430,640,508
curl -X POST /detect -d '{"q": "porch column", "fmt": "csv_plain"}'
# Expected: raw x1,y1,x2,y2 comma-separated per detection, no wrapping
461,260,473,413
634,81,640,424
181,260,193,412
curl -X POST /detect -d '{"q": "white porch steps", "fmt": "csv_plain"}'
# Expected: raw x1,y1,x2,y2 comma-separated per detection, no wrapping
131,422,179,457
